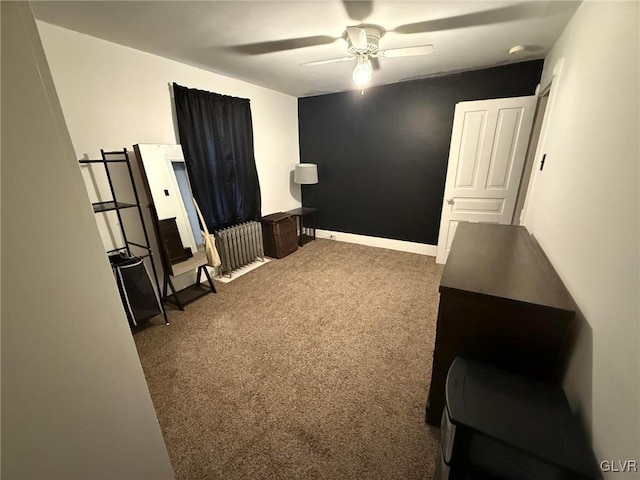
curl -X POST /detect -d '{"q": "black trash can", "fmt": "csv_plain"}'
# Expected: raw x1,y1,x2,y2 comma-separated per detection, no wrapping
109,254,162,327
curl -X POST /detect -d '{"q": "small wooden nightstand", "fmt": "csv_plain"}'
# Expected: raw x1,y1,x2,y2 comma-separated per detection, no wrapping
285,207,317,246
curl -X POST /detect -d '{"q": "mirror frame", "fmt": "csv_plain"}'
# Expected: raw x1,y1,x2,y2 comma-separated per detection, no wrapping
134,143,204,277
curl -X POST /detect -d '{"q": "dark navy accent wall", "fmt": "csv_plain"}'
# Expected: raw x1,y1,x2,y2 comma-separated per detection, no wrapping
297,60,543,245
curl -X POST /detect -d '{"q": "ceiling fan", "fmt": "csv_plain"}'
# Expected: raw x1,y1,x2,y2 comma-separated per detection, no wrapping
223,1,579,91
300,25,434,89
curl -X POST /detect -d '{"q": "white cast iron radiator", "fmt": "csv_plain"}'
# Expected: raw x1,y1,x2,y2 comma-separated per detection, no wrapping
215,221,264,277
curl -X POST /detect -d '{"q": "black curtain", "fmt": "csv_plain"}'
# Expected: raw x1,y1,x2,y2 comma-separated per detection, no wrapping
173,83,261,231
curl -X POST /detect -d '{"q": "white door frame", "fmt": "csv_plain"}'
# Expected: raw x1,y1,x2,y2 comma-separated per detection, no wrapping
520,58,565,226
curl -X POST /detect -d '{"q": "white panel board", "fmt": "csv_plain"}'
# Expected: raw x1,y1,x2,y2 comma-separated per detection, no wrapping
452,198,505,214
487,107,522,189
455,111,485,189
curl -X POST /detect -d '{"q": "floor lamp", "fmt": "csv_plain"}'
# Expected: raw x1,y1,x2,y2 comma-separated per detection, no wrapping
293,163,318,245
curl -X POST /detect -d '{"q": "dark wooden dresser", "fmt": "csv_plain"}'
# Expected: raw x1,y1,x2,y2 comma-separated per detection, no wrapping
426,223,575,426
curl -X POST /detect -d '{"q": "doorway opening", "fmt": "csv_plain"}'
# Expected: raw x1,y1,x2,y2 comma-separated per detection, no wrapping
513,89,550,225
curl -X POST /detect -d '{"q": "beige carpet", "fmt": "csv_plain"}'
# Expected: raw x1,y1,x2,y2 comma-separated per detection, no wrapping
134,239,444,479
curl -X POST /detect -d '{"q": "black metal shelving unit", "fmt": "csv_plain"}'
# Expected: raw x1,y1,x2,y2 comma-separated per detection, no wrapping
80,148,169,325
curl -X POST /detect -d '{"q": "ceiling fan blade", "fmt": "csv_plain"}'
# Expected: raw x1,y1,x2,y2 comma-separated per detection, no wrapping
378,45,434,59
342,0,373,21
392,1,578,35
371,57,381,71
224,35,338,55
300,56,354,67
346,26,368,52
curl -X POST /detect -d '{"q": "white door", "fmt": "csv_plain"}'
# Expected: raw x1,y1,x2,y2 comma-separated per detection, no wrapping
436,96,537,264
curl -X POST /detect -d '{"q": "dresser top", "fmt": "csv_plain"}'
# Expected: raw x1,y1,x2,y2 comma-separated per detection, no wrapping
440,223,575,312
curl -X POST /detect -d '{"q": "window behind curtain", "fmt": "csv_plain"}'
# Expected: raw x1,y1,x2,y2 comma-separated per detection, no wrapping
172,83,261,231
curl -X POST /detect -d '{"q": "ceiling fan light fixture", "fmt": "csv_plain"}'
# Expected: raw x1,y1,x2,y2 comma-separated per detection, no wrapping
352,55,373,88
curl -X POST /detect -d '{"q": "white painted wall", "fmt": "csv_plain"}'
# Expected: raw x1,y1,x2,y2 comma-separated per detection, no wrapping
1,3,174,478
35,20,301,287
522,1,639,473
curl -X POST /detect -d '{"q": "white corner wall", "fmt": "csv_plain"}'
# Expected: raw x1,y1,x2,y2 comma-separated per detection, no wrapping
35,20,301,288
523,1,639,472
35,21,301,217
1,3,174,478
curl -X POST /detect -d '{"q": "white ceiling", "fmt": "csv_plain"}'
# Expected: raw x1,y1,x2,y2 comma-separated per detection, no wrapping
31,1,580,98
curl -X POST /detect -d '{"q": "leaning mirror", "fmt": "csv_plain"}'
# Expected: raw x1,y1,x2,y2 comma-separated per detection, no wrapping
134,143,205,276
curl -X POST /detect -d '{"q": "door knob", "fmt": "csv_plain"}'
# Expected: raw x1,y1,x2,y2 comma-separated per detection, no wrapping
446,198,455,205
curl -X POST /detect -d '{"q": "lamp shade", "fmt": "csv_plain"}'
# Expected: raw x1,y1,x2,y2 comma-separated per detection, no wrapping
294,164,318,184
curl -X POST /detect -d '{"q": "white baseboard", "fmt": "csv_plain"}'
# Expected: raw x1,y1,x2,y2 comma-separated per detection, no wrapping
169,258,269,290
315,229,437,256
214,258,270,283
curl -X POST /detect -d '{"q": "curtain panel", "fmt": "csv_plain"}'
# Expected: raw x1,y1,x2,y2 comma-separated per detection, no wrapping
173,83,261,231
